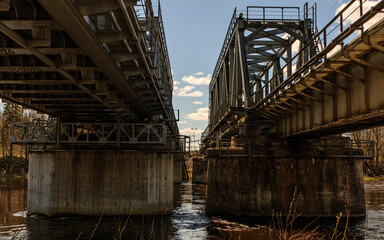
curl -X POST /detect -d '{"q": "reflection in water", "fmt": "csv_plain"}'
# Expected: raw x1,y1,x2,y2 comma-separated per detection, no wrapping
172,183,212,239
0,180,383,239
0,178,27,239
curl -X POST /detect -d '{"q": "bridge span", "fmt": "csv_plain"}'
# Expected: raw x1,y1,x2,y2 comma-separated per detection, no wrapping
0,0,189,216
202,1,384,217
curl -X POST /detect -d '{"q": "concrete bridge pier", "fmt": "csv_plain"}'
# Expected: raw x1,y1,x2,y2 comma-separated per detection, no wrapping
206,136,366,217
173,153,184,184
28,150,174,216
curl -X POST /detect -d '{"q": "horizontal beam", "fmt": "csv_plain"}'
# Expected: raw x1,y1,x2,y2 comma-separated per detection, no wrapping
77,0,137,16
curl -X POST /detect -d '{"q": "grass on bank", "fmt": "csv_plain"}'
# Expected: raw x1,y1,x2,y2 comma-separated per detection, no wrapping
0,168,27,179
364,176,384,182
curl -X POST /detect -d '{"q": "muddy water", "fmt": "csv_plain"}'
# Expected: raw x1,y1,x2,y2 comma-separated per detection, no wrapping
0,179,383,239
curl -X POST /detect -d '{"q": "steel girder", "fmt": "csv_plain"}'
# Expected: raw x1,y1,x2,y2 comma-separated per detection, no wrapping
205,4,315,143
0,0,178,136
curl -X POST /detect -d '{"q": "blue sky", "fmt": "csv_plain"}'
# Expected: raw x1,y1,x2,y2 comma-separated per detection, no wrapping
159,0,358,144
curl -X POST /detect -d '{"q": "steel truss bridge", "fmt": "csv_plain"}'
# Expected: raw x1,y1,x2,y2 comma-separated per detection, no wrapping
0,0,187,149
202,0,384,147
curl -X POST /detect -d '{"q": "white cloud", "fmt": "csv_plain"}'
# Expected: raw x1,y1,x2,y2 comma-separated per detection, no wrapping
186,107,208,121
175,85,204,97
182,72,211,85
179,128,203,135
173,80,180,91
335,0,380,29
192,101,203,105
178,120,187,124
282,33,300,54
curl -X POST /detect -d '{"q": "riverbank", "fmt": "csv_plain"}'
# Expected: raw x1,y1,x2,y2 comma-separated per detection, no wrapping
364,176,384,181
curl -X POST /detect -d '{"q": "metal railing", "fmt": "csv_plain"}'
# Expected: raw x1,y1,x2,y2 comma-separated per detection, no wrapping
351,139,375,159
11,119,56,144
252,0,384,109
210,3,316,92
11,122,168,145
135,0,173,90
201,126,210,143
210,8,237,91
173,135,191,155
246,6,300,22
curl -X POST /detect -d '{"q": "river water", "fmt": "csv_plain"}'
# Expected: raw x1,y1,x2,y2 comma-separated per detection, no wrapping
0,179,383,239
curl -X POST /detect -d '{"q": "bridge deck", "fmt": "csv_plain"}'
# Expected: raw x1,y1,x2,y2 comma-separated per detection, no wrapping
259,18,384,137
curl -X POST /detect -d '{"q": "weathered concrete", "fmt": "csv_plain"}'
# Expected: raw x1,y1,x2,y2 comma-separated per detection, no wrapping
173,153,184,184
206,137,366,217
192,157,208,184
28,150,173,216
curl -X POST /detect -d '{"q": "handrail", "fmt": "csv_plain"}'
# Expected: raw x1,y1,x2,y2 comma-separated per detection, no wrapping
156,1,173,90
210,8,237,91
201,125,210,143
246,6,300,22
252,0,384,110
209,4,314,92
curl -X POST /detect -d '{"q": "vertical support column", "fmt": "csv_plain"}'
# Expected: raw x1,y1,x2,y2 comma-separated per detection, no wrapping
345,75,352,117
321,84,325,125
287,45,292,77
364,67,370,112
237,19,252,108
56,116,60,147
116,115,121,147
332,85,338,121
229,45,237,107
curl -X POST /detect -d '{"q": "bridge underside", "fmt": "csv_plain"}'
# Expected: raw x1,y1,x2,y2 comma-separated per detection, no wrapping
268,20,384,138
0,0,186,216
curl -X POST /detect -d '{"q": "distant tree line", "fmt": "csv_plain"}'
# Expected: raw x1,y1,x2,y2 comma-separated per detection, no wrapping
0,101,39,175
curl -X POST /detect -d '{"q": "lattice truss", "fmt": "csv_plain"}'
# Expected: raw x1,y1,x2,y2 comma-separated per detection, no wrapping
204,0,384,144
11,119,168,145
207,4,317,138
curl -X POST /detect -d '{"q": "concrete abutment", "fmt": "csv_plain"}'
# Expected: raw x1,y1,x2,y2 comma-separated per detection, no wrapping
28,150,174,216
192,157,208,184
206,136,366,217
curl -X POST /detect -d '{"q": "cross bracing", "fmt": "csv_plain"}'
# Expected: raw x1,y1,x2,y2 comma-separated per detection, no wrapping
203,0,384,146
0,0,179,138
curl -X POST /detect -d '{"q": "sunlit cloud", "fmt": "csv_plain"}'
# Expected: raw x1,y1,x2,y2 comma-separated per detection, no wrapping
186,107,208,121
182,72,211,85
192,101,203,105
175,85,204,97
173,80,180,91
335,0,380,29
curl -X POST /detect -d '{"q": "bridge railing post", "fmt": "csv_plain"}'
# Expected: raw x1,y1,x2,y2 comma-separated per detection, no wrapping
56,116,60,147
